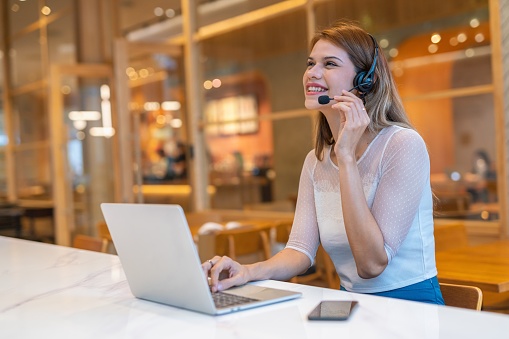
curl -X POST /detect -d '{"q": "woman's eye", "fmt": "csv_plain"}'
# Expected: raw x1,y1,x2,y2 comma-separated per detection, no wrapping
326,61,337,67
306,61,315,68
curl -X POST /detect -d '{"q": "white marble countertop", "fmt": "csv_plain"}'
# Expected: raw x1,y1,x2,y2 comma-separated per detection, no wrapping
1,236,508,339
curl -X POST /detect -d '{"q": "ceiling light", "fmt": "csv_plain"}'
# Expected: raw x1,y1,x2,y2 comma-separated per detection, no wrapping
144,102,160,111
41,6,51,15
139,69,149,78
170,119,183,128
68,111,101,121
60,85,71,95
379,39,389,48
203,80,213,90
475,33,485,43
154,7,164,16
73,120,87,130
161,101,181,111
166,9,176,18
428,44,438,53
212,79,222,88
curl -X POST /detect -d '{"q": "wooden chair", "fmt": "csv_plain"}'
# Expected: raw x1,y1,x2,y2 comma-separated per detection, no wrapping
290,245,340,289
185,212,223,229
433,221,469,252
97,221,113,241
73,234,108,253
434,192,471,213
440,282,483,311
274,220,340,289
213,222,273,264
96,221,115,253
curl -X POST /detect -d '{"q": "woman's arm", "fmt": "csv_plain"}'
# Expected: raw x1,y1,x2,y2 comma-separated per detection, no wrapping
205,248,310,292
337,158,388,278
336,119,429,278
206,151,321,292
332,91,387,278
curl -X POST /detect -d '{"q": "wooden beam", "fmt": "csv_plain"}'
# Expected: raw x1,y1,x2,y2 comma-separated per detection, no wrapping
113,38,134,203
489,0,509,238
401,84,494,102
194,0,307,42
1,0,17,203
182,0,209,211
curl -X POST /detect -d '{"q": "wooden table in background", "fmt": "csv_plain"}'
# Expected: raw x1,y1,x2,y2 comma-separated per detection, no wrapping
436,240,509,293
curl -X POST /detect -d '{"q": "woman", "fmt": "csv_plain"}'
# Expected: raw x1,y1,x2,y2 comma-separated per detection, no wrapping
203,20,444,305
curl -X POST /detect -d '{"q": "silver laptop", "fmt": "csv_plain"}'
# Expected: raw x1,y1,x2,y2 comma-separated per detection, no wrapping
100,203,301,315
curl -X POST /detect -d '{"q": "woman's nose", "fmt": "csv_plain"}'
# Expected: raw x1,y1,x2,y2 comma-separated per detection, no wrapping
306,66,321,79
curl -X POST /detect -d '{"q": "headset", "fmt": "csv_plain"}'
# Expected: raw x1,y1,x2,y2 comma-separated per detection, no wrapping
352,34,379,94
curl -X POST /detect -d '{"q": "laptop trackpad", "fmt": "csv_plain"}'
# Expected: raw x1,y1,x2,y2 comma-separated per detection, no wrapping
225,284,296,301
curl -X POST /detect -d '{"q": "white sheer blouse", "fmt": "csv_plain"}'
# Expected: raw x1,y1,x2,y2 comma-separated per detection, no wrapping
286,125,437,293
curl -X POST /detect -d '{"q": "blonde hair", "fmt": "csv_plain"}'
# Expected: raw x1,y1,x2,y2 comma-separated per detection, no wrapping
313,20,413,160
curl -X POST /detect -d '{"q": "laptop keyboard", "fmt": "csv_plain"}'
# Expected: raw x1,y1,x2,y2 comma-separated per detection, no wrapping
212,292,258,308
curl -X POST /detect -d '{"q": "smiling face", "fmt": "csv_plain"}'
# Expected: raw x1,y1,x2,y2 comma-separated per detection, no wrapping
303,39,357,110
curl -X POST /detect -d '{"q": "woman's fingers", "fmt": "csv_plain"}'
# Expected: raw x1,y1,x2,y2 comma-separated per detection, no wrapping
332,91,369,128
208,256,245,292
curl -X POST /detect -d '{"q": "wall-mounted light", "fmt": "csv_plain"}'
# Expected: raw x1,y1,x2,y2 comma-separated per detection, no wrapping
90,84,115,138
161,101,181,111
68,110,101,132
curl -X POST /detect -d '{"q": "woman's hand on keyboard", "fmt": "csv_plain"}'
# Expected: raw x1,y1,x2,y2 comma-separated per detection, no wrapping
203,255,249,293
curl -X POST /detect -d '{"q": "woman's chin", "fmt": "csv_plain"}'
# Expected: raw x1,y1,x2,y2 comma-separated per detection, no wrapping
304,98,321,110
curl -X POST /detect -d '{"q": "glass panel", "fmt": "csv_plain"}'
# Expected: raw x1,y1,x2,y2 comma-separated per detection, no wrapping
8,0,40,35
61,76,115,233
129,48,188,188
409,93,497,221
15,147,52,200
12,89,48,144
47,12,77,65
392,13,491,94
10,30,43,87
202,9,309,209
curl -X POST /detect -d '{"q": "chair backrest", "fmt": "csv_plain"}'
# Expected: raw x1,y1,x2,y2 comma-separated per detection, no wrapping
208,221,273,264
73,234,108,253
274,219,292,244
434,222,469,252
185,212,224,228
273,220,339,289
440,282,483,311
96,221,112,241
243,200,295,212
434,192,471,212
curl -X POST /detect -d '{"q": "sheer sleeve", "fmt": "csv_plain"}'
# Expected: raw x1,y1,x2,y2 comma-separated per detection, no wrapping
285,151,320,266
371,129,430,262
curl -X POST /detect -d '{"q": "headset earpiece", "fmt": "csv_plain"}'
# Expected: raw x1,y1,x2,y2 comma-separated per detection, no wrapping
352,34,378,94
353,71,372,93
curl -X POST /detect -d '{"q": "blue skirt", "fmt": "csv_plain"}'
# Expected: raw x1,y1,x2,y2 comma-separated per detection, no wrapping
341,276,445,305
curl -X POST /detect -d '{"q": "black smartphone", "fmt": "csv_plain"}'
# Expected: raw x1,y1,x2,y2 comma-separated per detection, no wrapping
307,300,358,321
